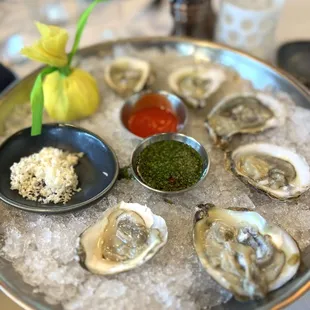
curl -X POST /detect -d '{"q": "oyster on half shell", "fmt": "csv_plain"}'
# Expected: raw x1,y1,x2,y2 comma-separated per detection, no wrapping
104,57,152,97
77,201,168,275
193,204,300,300
226,143,310,200
168,65,226,108
205,93,287,147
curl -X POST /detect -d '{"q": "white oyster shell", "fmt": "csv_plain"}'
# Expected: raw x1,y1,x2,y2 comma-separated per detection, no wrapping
205,92,287,146
168,65,226,108
228,143,310,199
193,205,300,300
78,201,168,275
104,56,151,96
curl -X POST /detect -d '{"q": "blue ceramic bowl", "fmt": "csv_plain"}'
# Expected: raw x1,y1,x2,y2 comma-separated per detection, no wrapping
0,124,119,214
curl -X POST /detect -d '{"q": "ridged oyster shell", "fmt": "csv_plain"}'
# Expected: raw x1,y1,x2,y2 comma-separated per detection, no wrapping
205,92,287,147
77,201,168,275
226,143,310,200
104,56,151,97
168,65,226,108
193,204,300,300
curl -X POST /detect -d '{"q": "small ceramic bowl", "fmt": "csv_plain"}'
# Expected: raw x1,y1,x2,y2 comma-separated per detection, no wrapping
131,133,210,194
277,41,310,88
120,90,188,139
0,124,119,214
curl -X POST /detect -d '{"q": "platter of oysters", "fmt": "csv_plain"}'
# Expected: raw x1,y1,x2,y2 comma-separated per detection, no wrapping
0,37,310,310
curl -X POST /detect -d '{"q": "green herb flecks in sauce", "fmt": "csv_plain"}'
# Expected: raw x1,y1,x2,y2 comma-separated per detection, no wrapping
137,140,203,191
118,166,134,180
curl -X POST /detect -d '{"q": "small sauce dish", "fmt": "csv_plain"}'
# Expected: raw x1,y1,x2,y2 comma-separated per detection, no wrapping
0,124,119,214
131,133,210,194
120,90,188,139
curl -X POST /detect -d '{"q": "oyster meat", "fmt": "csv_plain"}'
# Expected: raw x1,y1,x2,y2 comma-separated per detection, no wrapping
104,56,151,97
168,65,226,108
205,93,287,146
77,201,168,275
227,143,310,199
193,204,300,300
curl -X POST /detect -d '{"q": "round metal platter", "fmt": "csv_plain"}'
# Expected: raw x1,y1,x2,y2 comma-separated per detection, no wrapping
0,37,309,310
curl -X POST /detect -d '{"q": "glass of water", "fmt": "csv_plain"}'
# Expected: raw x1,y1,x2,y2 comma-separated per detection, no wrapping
214,0,286,62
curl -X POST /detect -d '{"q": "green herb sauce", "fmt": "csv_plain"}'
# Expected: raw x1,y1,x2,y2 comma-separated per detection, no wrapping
137,140,203,191
118,166,134,180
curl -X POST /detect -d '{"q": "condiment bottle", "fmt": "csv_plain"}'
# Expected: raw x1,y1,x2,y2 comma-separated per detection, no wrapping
170,0,216,40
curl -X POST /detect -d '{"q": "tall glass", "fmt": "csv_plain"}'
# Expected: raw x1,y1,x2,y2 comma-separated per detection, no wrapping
214,0,286,62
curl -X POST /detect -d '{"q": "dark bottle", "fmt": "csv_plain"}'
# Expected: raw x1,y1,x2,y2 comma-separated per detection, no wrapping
170,0,216,40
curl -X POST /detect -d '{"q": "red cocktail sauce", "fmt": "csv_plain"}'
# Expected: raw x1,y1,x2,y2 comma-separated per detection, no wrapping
128,93,178,138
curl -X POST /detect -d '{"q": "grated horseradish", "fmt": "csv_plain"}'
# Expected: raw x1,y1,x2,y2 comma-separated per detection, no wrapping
10,147,83,204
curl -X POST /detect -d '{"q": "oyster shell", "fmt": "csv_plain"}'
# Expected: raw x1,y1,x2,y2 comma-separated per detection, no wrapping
227,143,310,199
205,93,287,147
168,65,226,108
193,204,300,300
77,201,168,275
104,57,151,97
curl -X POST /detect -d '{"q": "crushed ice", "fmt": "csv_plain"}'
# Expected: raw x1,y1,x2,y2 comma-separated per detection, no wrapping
0,46,309,309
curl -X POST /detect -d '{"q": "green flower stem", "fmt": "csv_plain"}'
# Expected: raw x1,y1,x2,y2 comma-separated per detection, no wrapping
68,0,106,66
30,67,57,136
59,66,71,76
30,0,105,136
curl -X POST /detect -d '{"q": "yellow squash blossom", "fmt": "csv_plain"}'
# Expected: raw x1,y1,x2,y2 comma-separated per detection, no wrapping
21,22,68,67
21,0,104,135
43,69,99,121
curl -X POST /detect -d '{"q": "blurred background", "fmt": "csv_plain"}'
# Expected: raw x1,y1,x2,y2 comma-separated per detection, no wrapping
0,0,309,80
0,0,173,78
